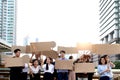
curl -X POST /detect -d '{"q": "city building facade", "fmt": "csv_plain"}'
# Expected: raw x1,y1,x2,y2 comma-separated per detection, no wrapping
99,0,119,44
99,0,120,61
0,0,16,45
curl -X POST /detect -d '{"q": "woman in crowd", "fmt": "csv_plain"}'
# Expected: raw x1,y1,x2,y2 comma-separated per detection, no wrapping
68,56,75,80
103,55,115,80
97,56,111,80
42,57,54,80
29,59,41,80
75,54,94,80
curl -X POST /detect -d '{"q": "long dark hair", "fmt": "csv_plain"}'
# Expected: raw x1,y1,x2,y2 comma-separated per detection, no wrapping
44,57,53,70
98,57,107,65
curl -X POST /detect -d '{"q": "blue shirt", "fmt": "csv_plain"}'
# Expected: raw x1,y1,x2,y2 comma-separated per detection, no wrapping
97,64,113,78
57,58,68,73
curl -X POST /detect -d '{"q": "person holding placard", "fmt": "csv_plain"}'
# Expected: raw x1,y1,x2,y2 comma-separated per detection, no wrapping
42,57,54,80
57,50,68,80
9,49,23,80
97,56,111,80
75,54,94,80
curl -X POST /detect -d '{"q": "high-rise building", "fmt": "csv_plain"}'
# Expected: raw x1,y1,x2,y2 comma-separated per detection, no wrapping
0,0,16,45
99,0,120,61
99,0,119,44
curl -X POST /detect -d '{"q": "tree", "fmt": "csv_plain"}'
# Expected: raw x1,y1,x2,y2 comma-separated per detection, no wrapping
113,61,120,69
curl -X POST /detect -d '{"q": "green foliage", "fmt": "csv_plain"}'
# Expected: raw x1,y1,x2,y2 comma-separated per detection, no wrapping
113,61,120,69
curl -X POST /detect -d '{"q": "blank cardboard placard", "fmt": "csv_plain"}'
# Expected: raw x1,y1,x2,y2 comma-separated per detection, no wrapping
26,45,32,53
5,58,24,67
22,55,30,63
11,46,26,53
75,63,95,73
76,43,92,50
41,50,58,59
5,55,30,67
55,60,73,70
30,41,56,52
92,44,120,54
58,46,78,54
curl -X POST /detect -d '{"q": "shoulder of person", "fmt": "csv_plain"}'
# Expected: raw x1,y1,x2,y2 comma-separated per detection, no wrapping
50,64,54,66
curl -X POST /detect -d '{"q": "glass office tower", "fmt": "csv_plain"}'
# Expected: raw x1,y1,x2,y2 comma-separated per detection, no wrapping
0,0,16,45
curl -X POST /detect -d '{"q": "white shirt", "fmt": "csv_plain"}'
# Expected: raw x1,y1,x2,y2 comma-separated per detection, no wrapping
30,65,41,74
42,64,54,74
22,63,29,72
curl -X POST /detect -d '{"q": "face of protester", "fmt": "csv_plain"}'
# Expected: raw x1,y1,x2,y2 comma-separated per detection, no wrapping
15,51,21,57
60,52,65,58
46,58,51,64
105,55,110,62
101,58,105,65
33,60,39,67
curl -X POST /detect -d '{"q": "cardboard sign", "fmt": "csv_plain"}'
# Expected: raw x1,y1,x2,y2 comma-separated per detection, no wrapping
74,63,95,73
11,46,26,53
26,45,32,53
58,46,78,54
92,44,120,54
30,41,56,52
41,50,58,59
22,55,30,63
5,55,30,67
55,60,73,70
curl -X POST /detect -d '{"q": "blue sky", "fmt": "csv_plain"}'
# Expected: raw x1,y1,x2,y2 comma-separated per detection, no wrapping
16,0,100,46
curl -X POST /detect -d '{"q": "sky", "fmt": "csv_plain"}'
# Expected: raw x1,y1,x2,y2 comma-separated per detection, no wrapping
16,0,100,47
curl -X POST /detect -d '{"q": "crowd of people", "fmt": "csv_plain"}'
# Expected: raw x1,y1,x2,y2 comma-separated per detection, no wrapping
8,48,115,80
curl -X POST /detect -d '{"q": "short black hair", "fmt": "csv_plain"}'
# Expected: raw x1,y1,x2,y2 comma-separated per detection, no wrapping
69,56,73,59
14,49,21,53
60,50,65,54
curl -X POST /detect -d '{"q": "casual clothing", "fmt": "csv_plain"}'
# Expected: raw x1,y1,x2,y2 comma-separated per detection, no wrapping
98,64,111,80
57,58,68,80
68,70,75,80
68,59,75,80
43,63,54,80
87,73,94,80
30,65,41,80
107,63,114,80
58,72,68,80
10,67,23,80
43,64,54,74
30,73,41,80
99,76,110,80
21,63,29,80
